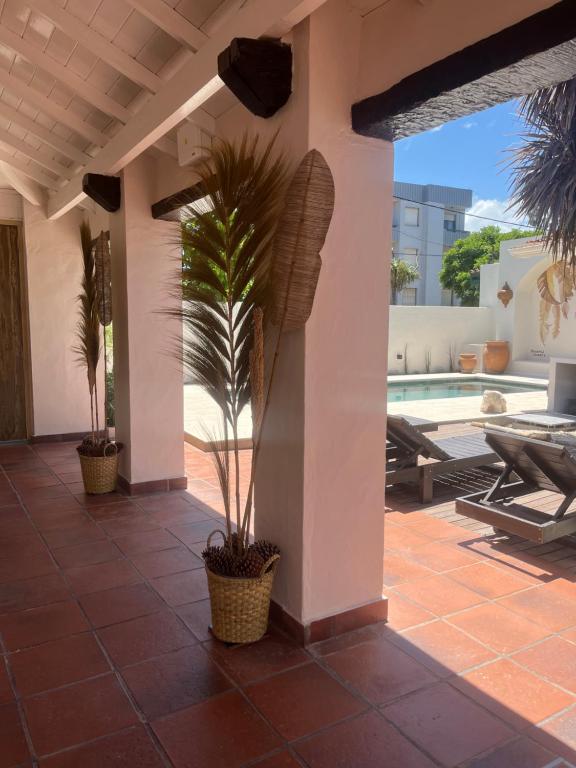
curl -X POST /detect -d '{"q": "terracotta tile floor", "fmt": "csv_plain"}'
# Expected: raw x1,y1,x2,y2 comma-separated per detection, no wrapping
2,437,576,766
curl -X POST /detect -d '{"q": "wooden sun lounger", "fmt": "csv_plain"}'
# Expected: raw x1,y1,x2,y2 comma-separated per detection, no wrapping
386,415,498,503
456,428,576,543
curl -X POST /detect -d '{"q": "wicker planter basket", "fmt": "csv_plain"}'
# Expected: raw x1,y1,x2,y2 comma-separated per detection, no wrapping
206,554,280,644
78,446,118,494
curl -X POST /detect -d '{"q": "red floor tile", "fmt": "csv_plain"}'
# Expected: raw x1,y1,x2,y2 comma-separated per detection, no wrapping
115,529,181,556
391,619,496,676
205,629,309,685
0,658,13,704
98,609,196,666
153,690,281,768
0,533,46,560
0,551,56,585
24,674,139,756
323,637,436,705
382,553,435,587
0,573,70,614
100,514,161,538
64,559,142,596
245,662,366,741
122,645,231,719
0,702,29,768
384,525,432,554
447,602,551,654
529,707,576,763
464,737,555,768
42,520,106,549
385,593,435,631
52,540,122,569
500,582,576,633
167,519,226,547
79,582,164,628
447,562,532,599
9,632,109,696
394,573,485,616
513,637,576,694
176,599,212,641
37,726,165,768
130,546,203,579
250,753,303,767
407,540,484,572
0,600,89,651
455,658,574,728
383,682,513,766
295,710,435,768
151,568,209,606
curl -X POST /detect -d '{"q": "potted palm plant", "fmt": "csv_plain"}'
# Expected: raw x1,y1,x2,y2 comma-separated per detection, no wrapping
177,135,334,643
74,223,121,494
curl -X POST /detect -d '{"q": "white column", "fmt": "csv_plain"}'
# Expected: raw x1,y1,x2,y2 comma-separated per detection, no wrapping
253,0,392,638
110,154,185,491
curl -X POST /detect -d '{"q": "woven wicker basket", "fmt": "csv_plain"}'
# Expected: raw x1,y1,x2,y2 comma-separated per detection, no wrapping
78,447,118,494
206,553,280,644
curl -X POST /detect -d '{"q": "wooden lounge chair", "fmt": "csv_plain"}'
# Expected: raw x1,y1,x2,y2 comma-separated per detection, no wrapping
386,415,498,503
455,428,576,543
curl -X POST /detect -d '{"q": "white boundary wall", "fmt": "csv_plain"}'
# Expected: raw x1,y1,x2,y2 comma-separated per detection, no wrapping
388,306,495,374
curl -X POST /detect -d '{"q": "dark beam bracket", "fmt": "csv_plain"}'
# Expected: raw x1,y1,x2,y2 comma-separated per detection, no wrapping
151,181,206,221
352,0,576,140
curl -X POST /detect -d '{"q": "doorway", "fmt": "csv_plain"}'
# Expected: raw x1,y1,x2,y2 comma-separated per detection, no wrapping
0,223,30,441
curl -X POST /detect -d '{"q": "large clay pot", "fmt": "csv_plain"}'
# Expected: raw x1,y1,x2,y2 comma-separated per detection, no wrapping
459,353,477,373
483,341,510,374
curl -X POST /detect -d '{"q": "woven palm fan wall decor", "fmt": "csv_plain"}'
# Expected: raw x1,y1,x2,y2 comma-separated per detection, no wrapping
537,263,575,343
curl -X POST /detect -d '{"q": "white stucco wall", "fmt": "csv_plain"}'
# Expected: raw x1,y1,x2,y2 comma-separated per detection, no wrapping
388,306,495,374
0,189,23,221
23,201,96,436
480,237,576,375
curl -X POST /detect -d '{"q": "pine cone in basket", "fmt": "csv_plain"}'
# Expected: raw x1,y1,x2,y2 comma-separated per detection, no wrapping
251,540,280,563
202,545,234,576
231,550,266,578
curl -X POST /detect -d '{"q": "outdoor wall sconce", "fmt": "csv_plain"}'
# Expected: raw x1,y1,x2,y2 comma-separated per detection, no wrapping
218,38,292,118
497,282,514,307
82,174,121,213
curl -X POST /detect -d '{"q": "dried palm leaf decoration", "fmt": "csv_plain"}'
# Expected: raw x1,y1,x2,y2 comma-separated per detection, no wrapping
94,231,112,327
270,149,335,330
74,222,101,443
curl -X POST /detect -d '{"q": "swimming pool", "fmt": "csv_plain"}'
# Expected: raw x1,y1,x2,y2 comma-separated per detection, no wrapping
388,378,546,403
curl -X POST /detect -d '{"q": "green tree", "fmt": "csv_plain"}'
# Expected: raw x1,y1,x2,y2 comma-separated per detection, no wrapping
390,257,420,304
439,226,535,306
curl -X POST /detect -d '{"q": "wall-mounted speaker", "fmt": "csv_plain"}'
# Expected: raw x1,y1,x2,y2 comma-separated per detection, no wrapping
218,38,292,118
82,173,121,213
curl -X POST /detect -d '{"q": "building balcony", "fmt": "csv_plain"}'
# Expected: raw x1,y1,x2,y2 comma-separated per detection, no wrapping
443,228,470,247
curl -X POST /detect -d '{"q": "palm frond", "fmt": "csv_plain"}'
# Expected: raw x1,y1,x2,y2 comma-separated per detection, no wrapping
509,78,576,266
73,222,101,394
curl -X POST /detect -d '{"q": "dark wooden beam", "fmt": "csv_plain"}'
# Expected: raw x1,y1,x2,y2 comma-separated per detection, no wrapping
151,181,205,221
352,0,576,140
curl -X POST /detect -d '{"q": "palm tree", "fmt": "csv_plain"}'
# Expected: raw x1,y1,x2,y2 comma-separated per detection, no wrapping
390,256,420,304
510,78,576,267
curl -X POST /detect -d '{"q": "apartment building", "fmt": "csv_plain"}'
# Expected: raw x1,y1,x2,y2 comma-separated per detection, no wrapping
392,182,473,305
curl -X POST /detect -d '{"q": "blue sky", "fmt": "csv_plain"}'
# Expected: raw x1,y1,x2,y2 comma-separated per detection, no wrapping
394,99,530,232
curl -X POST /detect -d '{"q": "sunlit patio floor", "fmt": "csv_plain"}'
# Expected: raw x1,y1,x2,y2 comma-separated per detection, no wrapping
2,435,576,767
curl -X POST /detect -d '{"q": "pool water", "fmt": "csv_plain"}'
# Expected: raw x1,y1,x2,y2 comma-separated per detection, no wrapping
388,378,546,403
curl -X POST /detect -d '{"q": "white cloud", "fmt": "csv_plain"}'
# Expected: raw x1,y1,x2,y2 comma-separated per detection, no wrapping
463,121,477,129
430,124,444,133
465,198,530,233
